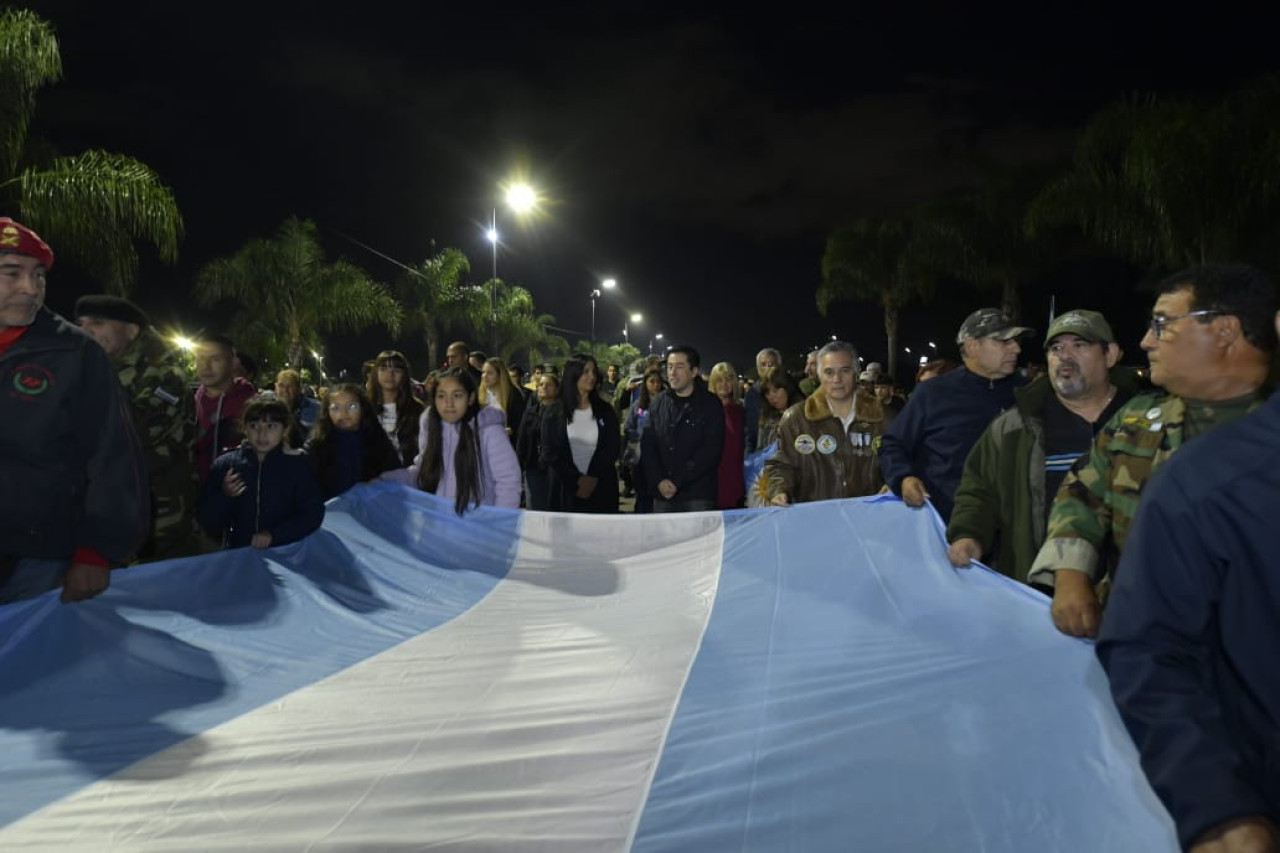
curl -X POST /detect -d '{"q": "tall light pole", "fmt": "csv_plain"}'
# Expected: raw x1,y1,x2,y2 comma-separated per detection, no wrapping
589,288,601,345
623,312,642,343
485,182,538,352
649,332,663,355
589,277,617,346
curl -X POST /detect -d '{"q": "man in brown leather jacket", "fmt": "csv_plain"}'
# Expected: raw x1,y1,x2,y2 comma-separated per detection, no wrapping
756,341,895,505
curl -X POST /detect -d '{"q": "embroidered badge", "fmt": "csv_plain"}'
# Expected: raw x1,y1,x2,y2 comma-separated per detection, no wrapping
10,363,53,398
816,435,838,455
794,434,816,455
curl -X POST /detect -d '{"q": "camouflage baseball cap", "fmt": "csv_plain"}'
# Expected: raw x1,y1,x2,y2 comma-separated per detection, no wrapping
1044,309,1114,347
955,308,1034,345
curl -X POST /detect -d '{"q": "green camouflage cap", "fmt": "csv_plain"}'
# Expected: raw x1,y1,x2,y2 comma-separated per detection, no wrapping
956,308,1035,344
1044,309,1114,348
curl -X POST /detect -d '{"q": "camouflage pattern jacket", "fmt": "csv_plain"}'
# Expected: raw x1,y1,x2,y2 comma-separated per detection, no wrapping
115,328,198,557
756,389,894,505
1027,390,1265,587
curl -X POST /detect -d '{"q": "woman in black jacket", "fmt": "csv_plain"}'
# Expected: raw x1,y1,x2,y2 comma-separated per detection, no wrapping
540,355,620,513
515,371,559,510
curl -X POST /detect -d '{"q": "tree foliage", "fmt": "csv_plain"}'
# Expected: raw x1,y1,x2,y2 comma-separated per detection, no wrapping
1029,77,1280,271
0,8,183,292
818,217,934,377
394,247,485,370
194,217,402,370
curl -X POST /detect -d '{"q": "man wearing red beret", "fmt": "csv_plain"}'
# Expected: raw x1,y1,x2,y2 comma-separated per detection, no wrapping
0,217,149,603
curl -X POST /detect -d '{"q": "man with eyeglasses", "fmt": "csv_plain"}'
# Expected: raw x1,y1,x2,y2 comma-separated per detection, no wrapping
1096,310,1280,853
947,310,1138,583
1029,263,1278,639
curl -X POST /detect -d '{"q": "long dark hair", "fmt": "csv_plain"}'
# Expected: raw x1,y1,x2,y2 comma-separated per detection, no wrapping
558,355,599,420
365,350,423,461
635,367,666,410
417,368,486,515
308,383,399,483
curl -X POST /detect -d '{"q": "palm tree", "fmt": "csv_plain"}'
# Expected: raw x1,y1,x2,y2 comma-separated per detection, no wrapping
818,217,933,378
194,217,402,369
911,164,1064,323
395,247,487,369
487,280,570,366
0,9,182,292
1029,77,1280,271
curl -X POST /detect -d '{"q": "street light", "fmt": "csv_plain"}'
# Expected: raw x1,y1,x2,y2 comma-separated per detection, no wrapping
649,332,663,355
486,181,540,351
623,312,642,343
311,349,326,383
589,288,602,344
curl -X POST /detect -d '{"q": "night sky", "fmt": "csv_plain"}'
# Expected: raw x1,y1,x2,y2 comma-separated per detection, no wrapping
24,1,1280,378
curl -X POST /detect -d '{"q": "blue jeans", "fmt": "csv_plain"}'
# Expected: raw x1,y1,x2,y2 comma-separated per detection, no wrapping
0,557,67,604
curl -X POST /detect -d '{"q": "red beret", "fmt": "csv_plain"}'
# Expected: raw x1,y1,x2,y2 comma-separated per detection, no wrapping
0,217,55,270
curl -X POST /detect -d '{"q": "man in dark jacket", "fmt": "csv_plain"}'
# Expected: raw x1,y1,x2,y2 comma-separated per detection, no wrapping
878,308,1031,523
641,345,724,512
1097,379,1280,853
946,310,1135,583
76,294,200,561
0,217,149,603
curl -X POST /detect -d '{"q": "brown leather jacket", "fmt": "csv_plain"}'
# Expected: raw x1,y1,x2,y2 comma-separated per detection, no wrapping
755,389,895,504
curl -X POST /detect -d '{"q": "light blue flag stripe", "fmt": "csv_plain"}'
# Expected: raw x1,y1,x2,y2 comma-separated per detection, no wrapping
0,482,521,830
633,497,1178,852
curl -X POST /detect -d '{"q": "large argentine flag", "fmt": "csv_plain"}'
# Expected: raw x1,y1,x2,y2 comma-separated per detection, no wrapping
0,483,1176,851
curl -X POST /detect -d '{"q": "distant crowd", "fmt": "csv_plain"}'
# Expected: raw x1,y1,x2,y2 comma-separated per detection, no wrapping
2,215,1277,852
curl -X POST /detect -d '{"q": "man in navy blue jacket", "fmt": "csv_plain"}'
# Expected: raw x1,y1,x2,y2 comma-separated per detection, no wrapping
0,217,149,603
1097,378,1280,853
878,308,1031,522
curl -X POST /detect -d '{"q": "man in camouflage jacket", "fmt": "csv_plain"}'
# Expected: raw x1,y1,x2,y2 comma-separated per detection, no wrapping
1029,264,1277,638
77,295,199,560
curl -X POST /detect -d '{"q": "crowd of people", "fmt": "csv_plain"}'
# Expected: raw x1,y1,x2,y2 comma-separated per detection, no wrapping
2,215,1277,851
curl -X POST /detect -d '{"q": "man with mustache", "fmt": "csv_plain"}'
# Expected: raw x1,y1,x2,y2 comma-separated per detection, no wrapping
0,217,149,603
946,310,1135,583
1029,264,1277,639
879,308,1033,523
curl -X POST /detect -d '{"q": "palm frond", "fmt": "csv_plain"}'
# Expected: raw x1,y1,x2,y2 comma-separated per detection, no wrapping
10,150,183,292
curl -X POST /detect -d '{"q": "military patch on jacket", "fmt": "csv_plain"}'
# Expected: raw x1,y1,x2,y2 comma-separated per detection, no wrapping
794,434,816,454
816,435,838,455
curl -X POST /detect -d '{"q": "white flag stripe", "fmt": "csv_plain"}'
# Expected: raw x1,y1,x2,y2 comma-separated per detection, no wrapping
0,512,724,851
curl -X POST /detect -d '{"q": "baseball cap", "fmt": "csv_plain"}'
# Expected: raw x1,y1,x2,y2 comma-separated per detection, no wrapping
0,217,54,269
956,308,1034,344
1043,310,1114,347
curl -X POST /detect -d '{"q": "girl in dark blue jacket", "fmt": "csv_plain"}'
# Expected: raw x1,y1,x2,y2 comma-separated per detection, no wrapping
198,397,324,549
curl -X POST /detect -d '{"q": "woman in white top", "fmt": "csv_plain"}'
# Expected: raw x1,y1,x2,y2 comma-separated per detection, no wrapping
539,355,619,513
479,356,525,443
365,350,423,465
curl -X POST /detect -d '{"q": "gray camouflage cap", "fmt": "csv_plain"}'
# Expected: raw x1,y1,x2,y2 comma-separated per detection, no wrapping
956,308,1035,344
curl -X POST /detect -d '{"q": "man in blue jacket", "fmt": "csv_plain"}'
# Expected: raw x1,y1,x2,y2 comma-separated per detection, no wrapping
1097,345,1280,853
0,217,149,603
878,308,1031,522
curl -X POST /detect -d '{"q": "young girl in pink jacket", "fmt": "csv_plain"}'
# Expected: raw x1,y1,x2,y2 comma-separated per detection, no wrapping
385,368,521,513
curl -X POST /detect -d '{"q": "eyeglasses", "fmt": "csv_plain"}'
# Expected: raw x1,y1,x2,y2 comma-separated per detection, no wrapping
1148,309,1224,340
328,402,361,413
